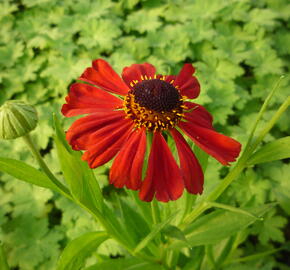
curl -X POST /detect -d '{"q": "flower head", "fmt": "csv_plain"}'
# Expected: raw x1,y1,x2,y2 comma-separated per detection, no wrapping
62,59,241,202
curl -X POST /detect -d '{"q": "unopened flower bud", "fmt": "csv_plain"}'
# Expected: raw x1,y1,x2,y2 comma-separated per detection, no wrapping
0,100,38,140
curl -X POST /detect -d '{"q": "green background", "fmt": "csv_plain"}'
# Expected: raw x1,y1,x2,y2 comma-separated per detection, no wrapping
0,0,289,269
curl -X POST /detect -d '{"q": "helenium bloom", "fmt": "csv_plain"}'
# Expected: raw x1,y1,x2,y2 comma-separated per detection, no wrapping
62,59,241,202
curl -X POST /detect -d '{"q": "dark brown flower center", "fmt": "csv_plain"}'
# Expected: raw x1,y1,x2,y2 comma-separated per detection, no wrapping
131,79,181,112
124,78,187,132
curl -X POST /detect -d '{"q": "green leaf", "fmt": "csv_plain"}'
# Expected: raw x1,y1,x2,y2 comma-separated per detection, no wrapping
53,115,134,251
78,19,121,50
182,246,205,270
56,231,108,270
162,225,188,243
207,202,261,220
248,8,277,27
251,210,287,245
133,211,179,254
53,114,104,212
126,190,153,225
125,9,163,33
84,257,165,270
259,215,287,244
117,198,151,243
274,188,290,215
171,204,274,249
0,157,59,192
4,214,63,269
0,243,9,270
247,137,290,165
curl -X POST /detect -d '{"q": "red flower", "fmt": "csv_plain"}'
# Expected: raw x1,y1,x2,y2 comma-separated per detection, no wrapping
62,59,241,202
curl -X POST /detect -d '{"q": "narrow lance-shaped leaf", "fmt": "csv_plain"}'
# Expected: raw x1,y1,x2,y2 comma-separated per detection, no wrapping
170,204,274,249
162,225,189,244
56,231,108,270
247,136,290,165
0,157,60,192
53,115,136,251
116,197,159,256
53,114,104,212
84,257,166,270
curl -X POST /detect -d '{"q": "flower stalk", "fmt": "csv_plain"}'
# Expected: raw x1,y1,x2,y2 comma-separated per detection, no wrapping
151,199,160,225
22,134,71,198
180,77,288,228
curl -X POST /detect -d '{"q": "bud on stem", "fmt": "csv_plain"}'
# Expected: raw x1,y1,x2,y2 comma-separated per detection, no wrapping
0,100,38,140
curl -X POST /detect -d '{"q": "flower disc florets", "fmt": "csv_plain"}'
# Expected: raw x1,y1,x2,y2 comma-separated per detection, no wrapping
124,78,186,131
132,79,181,112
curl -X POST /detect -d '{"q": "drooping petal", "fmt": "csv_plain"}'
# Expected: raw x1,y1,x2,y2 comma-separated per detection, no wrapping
170,129,204,194
62,83,123,117
173,64,200,99
139,132,184,202
183,102,213,129
110,129,146,190
82,119,134,168
79,59,129,95
179,121,241,165
122,63,156,87
66,111,127,151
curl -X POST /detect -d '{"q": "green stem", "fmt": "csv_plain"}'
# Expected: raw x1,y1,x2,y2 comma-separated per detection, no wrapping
151,199,160,225
207,202,261,220
181,202,210,229
179,193,197,226
0,243,10,270
23,132,157,263
215,236,236,268
181,158,246,227
166,249,179,269
205,245,216,268
181,80,287,228
208,162,246,202
80,202,157,263
242,76,284,156
181,155,249,228
250,96,290,152
23,134,71,198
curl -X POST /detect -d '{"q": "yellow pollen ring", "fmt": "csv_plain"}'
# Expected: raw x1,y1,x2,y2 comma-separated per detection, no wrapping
129,74,173,87
124,93,184,132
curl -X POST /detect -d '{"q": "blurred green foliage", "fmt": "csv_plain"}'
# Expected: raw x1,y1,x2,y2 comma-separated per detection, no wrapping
0,0,289,269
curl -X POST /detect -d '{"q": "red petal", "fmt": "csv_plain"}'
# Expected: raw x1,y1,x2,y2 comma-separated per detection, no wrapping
62,83,123,117
139,132,184,202
79,59,129,95
174,64,200,99
164,75,176,83
82,119,133,168
179,121,241,165
109,129,146,190
66,111,127,151
122,63,156,87
183,102,213,129
170,129,204,194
